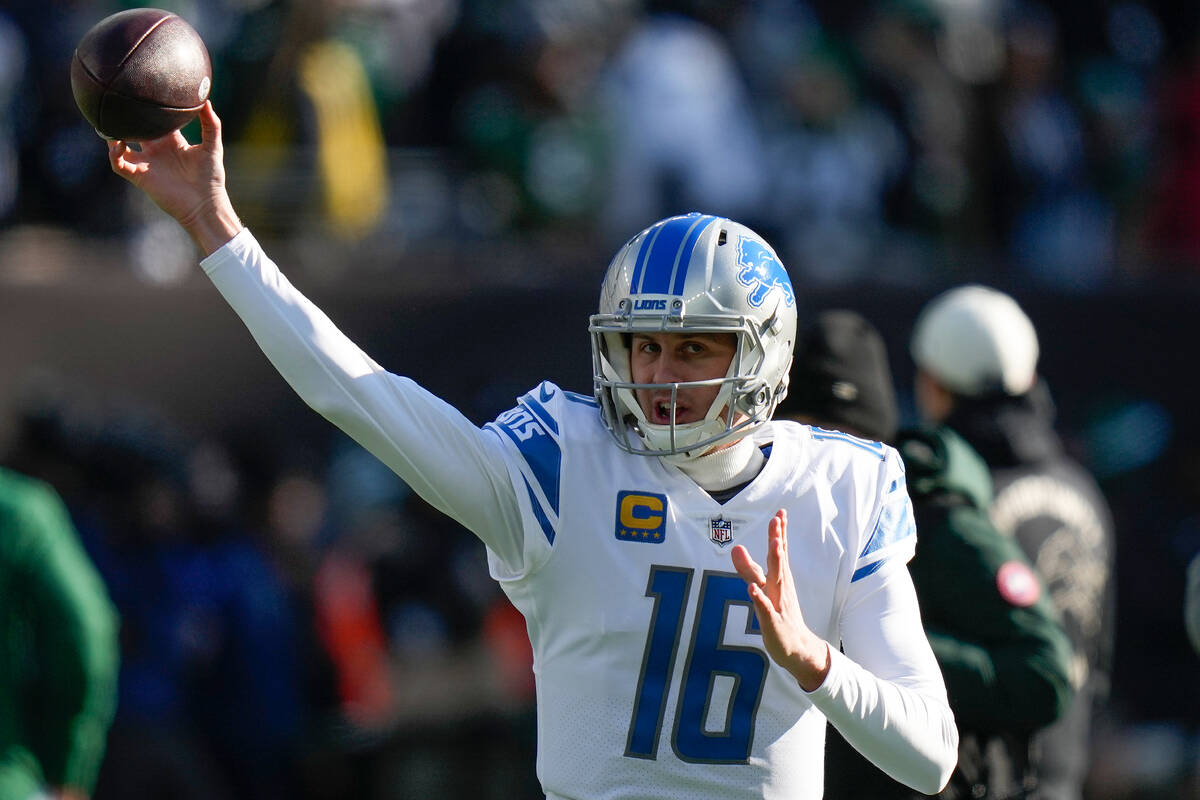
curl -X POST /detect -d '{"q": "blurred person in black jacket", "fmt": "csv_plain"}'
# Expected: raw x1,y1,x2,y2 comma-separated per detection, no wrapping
910,285,1116,800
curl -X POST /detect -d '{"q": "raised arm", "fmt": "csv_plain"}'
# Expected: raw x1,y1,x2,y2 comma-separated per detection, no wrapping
106,103,527,567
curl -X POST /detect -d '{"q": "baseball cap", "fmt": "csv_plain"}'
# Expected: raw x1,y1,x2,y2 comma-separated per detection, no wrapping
910,285,1039,397
779,310,898,442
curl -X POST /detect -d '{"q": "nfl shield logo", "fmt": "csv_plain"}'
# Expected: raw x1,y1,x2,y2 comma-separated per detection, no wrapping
710,518,733,547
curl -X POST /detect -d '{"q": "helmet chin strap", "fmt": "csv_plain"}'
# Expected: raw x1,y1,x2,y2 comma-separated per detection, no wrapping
668,436,765,491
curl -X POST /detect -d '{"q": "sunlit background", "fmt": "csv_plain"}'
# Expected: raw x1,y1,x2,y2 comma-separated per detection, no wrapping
2,0,1199,797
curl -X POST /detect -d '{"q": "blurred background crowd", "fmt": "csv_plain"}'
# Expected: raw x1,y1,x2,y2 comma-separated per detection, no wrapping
2,0,1200,798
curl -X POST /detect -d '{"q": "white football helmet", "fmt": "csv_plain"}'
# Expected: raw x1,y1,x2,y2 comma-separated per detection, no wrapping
589,213,798,459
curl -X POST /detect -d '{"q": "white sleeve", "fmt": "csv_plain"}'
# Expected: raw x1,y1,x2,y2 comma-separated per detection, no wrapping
808,564,959,795
199,229,526,568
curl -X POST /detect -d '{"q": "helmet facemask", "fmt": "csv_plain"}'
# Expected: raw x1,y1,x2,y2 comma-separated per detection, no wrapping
589,214,797,460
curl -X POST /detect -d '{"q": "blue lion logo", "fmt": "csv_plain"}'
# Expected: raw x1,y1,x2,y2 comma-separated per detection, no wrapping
735,237,795,308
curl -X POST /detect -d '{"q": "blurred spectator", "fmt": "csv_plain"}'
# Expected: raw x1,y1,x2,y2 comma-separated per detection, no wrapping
5,2,131,235
178,438,307,799
986,1,1114,288
0,465,119,800
745,28,907,284
301,437,536,797
595,9,766,245
853,0,982,249
86,430,306,800
1145,34,1200,274
911,285,1117,800
1074,4,1161,274
177,0,393,244
437,0,627,238
0,12,26,224
3,392,310,799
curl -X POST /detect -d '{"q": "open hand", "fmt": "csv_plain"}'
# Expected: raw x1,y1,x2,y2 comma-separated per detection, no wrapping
108,101,240,254
731,509,831,691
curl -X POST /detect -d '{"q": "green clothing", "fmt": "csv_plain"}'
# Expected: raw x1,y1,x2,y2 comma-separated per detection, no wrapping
0,468,119,799
899,426,1073,734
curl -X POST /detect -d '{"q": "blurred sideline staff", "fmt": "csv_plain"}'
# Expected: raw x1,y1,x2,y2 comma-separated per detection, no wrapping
780,309,1074,798
0,467,119,800
911,286,1116,800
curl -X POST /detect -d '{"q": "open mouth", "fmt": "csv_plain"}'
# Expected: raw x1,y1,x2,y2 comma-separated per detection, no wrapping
651,397,692,425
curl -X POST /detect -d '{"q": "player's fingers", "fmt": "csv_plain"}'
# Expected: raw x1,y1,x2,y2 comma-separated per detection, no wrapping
775,510,795,585
767,510,799,606
731,544,767,587
199,101,222,152
766,512,785,584
747,582,780,619
108,140,133,174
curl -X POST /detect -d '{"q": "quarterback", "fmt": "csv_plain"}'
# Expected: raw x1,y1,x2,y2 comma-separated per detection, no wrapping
106,102,958,799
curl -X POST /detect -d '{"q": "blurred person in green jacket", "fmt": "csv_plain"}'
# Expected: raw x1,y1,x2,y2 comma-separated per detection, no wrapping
0,467,119,800
910,285,1115,800
779,310,1074,799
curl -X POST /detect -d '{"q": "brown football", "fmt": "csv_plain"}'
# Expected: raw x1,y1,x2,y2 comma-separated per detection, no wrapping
70,8,212,141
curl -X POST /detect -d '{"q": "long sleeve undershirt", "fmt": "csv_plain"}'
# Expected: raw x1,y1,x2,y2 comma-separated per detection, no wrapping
201,229,529,569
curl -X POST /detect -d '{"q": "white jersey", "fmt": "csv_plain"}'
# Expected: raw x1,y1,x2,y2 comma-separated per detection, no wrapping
201,230,957,799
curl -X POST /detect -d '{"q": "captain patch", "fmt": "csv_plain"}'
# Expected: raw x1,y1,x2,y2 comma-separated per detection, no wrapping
615,491,668,543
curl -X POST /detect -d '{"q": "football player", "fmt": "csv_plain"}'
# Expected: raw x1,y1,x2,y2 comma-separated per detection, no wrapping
106,102,958,799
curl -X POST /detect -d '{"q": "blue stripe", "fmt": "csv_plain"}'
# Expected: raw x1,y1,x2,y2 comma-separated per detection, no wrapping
523,476,555,545
810,427,887,458
860,496,915,558
629,223,661,293
491,418,562,515
852,559,886,582
671,215,716,294
564,391,599,407
521,395,559,436
640,215,700,294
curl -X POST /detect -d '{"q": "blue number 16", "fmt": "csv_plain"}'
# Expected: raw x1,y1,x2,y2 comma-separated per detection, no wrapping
625,565,769,764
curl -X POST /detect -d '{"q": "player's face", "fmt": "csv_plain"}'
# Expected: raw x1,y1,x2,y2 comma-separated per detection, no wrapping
629,332,737,425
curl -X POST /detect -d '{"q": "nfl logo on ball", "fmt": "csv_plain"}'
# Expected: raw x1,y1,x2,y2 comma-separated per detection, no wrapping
710,518,733,546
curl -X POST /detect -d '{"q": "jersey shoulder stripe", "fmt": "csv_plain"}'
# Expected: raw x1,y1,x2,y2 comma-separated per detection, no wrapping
795,424,916,583
486,381,600,551
809,426,888,459
486,384,564,517
859,479,915,558
854,472,917,582
522,475,556,545
851,559,887,582
521,391,559,435
564,390,599,407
